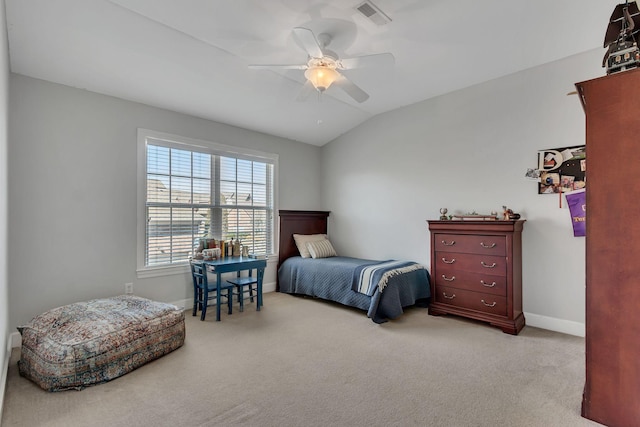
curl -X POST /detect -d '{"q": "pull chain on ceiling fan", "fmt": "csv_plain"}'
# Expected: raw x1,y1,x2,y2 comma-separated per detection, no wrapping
249,27,394,103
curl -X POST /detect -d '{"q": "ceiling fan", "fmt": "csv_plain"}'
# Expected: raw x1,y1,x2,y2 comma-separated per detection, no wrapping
249,27,394,103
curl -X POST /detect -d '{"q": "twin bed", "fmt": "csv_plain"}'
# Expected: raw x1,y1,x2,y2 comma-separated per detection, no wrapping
277,210,431,323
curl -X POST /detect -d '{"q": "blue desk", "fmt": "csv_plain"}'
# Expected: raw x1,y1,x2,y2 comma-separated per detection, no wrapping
203,257,267,321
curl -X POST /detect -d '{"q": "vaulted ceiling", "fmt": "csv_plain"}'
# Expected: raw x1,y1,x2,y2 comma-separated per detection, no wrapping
5,0,621,145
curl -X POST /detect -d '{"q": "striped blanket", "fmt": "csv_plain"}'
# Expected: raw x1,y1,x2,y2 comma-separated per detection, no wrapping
352,260,425,296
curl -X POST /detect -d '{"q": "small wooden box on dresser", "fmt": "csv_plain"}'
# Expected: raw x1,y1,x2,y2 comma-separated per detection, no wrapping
427,220,525,335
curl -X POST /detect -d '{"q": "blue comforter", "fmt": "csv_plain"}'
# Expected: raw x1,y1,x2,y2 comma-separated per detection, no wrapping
278,256,431,323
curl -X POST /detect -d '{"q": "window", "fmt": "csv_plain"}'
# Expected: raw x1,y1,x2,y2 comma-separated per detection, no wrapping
137,129,277,276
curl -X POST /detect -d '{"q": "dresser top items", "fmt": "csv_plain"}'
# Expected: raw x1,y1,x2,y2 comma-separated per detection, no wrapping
427,219,526,233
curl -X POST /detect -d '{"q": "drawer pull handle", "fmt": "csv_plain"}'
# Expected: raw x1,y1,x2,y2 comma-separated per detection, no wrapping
481,299,497,307
443,292,456,300
480,280,496,287
442,258,456,264
442,275,455,282
441,240,455,246
481,261,497,268
480,242,496,249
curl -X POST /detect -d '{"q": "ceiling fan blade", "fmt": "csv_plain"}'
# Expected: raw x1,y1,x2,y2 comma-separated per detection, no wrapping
248,64,308,70
333,74,369,103
339,53,395,70
292,27,324,58
296,80,316,102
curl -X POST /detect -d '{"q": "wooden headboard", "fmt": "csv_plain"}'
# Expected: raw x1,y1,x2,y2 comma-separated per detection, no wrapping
278,209,331,275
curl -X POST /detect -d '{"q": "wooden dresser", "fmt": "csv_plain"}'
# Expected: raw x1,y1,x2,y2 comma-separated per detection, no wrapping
576,68,640,426
427,220,525,335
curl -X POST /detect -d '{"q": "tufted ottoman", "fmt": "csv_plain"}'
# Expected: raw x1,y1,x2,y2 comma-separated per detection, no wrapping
18,295,185,391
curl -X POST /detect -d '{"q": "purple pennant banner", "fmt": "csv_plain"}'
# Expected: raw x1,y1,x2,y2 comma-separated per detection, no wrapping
566,189,586,237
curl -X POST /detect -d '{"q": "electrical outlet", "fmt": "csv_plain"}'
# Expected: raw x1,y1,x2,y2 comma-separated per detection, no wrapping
125,282,133,294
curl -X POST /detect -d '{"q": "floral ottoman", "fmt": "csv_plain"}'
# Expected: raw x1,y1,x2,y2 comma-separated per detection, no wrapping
18,295,185,391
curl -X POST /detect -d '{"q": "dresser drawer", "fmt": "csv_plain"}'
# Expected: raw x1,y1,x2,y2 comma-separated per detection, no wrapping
434,267,506,296
435,285,507,316
434,233,506,256
434,252,506,276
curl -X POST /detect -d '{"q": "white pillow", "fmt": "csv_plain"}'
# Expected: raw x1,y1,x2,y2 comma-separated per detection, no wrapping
306,239,337,259
293,234,328,258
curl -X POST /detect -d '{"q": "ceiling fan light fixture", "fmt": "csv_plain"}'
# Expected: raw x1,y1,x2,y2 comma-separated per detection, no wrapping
304,66,339,92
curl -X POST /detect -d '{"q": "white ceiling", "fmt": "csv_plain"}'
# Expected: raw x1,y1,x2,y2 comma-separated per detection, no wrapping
5,0,622,145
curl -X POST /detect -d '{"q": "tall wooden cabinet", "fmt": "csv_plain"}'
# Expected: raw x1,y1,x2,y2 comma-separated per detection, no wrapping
427,220,525,335
576,68,640,426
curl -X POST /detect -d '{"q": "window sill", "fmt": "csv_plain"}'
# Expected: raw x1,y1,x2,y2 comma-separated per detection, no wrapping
137,255,277,279
136,263,190,279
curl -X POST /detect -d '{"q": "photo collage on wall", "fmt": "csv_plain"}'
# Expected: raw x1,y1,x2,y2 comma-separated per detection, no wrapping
525,145,586,237
528,145,586,194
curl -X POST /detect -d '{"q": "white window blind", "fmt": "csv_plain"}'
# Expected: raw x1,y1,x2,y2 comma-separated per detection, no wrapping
139,130,276,272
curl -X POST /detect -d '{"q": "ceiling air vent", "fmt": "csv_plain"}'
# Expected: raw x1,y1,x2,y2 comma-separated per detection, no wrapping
355,1,392,26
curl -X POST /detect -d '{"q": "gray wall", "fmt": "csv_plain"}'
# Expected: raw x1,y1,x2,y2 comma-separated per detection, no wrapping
0,0,9,411
321,49,604,335
7,48,606,336
7,74,322,328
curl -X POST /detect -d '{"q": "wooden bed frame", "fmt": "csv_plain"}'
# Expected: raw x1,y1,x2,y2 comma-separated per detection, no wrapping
277,210,330,290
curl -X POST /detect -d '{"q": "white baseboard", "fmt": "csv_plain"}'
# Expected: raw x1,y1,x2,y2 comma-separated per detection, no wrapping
6,282,280,349
172,283,584,336
10,331,20,348
1,334,13,422
524,312,585,337
170,281,276,312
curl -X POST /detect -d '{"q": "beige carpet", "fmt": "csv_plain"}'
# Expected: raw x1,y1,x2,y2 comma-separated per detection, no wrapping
1,292,602,427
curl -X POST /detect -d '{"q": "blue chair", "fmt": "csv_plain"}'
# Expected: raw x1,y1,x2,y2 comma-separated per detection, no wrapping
227,270,259,312
190,261,234,321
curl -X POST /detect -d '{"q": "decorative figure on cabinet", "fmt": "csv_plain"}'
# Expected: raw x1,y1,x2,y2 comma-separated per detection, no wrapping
502,205,521,220
439,208,448,220
603,0,640,74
